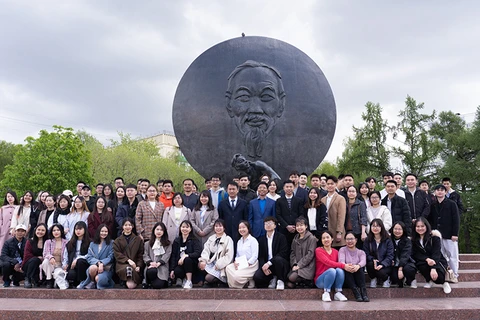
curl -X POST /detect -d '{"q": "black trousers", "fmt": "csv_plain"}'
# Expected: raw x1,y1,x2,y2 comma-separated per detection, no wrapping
417,263,445,284
390,263,417,286
23,257,42,282
253,256,289,288
366,261,391,282
344,269,366,288
66,258,89,284
146,268,168,289
173,257,196,279
2,265,24,283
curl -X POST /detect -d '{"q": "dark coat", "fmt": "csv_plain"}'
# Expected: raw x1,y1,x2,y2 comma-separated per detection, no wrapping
303,205,328,239
363,237,394,268
392,237,415,267
0,236,26,267
66,239,89,269
281,188,309,205
405,188,430,220
290,231,317,280
428,198,460,239
381,195,412,236
447,190,464,213
276,196,304,233
115,198,139,236
248,197,276,238
238,188,257,204
218,198,248,243
257,231,289,267
169,236,202,271
412,233,447,272
346,199,367,235
114,233,145,283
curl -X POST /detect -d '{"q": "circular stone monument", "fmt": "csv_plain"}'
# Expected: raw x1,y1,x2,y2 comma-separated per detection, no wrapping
173,36,336,184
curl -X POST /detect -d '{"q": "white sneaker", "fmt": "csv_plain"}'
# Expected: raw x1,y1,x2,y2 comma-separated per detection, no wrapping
410,279,418,289
322,291,331,302
424,281,434,288
248,279,255,289
370,278,377,288
382,278,391,288
183,280,192,289
443,282,451,294
334,292,348,301
268,276,277,289
276,280,284,290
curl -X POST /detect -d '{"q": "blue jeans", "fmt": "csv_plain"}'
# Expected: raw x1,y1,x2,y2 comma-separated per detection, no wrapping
315,268,345,292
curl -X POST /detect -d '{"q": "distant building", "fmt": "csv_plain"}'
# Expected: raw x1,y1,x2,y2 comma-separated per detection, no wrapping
145,132,180,158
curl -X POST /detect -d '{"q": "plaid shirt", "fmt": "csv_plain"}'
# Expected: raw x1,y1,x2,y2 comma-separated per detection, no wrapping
135,200,164,240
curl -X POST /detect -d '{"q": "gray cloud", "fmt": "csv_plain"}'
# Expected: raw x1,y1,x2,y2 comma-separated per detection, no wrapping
0,1,478,167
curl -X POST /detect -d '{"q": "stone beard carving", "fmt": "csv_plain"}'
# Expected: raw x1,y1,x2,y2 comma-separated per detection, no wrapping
225,60,286,159
231,153,281,188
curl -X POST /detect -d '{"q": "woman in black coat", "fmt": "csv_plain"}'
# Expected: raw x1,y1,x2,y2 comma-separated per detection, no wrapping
389,221,416,288
411,217,451,294
169,220,202,288
303,187,328,243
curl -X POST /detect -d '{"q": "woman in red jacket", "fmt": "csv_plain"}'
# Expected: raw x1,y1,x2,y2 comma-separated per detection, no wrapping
88,196,114,238
314,230,349,302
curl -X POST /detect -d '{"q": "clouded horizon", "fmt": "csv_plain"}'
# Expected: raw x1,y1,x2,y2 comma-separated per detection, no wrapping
1,1,478,168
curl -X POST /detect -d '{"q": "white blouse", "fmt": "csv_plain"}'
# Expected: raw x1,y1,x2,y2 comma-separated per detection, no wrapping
236,234,259,265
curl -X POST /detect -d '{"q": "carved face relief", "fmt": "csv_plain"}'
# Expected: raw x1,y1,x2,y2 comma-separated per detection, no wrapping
226,62,285,158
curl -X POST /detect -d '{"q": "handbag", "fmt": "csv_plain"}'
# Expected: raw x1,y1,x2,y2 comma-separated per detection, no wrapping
440,262,458,283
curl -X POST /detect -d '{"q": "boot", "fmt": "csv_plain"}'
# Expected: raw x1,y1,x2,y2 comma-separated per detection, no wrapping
24,278,32,289
46,279,53,289
360,287,370,302
352,287,363,302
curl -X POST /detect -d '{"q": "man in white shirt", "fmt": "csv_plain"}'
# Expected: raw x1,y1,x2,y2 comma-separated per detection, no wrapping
253,216,289,290
380,172,405,199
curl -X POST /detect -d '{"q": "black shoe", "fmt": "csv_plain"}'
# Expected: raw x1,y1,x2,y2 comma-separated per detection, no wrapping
142,283,150,289
202,282,213,288
360,287,370,302
12,281,20,287
353,287,363,302
24,278,32,289
3,280,10,288
46,280,53,289
218,282,228,288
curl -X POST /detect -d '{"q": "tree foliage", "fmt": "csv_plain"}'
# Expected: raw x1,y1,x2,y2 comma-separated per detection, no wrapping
0,126,93,195
0,140,22,184
391,96,438,176
337,102,390,176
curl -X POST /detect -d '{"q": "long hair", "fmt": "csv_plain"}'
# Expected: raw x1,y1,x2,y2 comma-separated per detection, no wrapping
93,196,113,224
149,222,170,248
71,196,89,217
18,191,37,218
93,223,111,245
31,223,47,246
366,218,389,243
3,191,19,206
67,221,90,253
411,216,432,244
48,223,66,240
305,187,323,209
390,221,408,241
177,220,194,239
111,186,127,212
194,191,214,211
103,184,114,201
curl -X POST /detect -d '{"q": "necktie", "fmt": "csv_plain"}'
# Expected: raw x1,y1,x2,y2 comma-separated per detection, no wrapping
231,199,235,209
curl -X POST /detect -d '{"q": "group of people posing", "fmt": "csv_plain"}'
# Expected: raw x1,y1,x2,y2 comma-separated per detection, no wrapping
0,171,462,302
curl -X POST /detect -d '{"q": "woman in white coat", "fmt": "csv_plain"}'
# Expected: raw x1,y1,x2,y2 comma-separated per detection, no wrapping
162,193,191,244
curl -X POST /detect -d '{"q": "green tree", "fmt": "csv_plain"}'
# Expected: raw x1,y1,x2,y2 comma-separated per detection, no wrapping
391,96,438,176
430,108,480,253
0,140,22,184
0,126,93,195
337,102,390,176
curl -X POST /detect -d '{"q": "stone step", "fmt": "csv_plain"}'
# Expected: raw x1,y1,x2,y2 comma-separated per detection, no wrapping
460,254,480,261
1,297,480,319
460,261,480,269
1,282,479,300
365,269,480,282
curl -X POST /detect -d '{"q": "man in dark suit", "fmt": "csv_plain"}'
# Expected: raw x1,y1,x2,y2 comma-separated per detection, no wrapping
248,182,276,238
218,181,248,243
381,180,412,235
276,180,304,247
253,216,289,290
404,173,430,222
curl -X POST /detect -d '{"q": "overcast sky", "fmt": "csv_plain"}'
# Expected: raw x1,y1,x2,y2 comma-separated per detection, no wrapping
1,1,478,166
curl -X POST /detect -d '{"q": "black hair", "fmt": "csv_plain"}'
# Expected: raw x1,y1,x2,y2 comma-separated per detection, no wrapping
326,175,338,183
125,183,137,190
178,220,194,239
227,181,239,189
114,177,124,183
412,217,432,244
149,222,170,247
382,172,394,178
390,221,408,240
32,223,47,244
405,173,417,180
263,216,277,224
367,218,390,242
3,191,19,206
385,179,397,187
365,176,377,183
256,181,268,190
211,173,221,180
441,177,451,183
194,191,214,211
48,223,66,240
172,192,184,206
67,221,90,254
93,223,111,244
283,179,294,186
162,179,173,187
